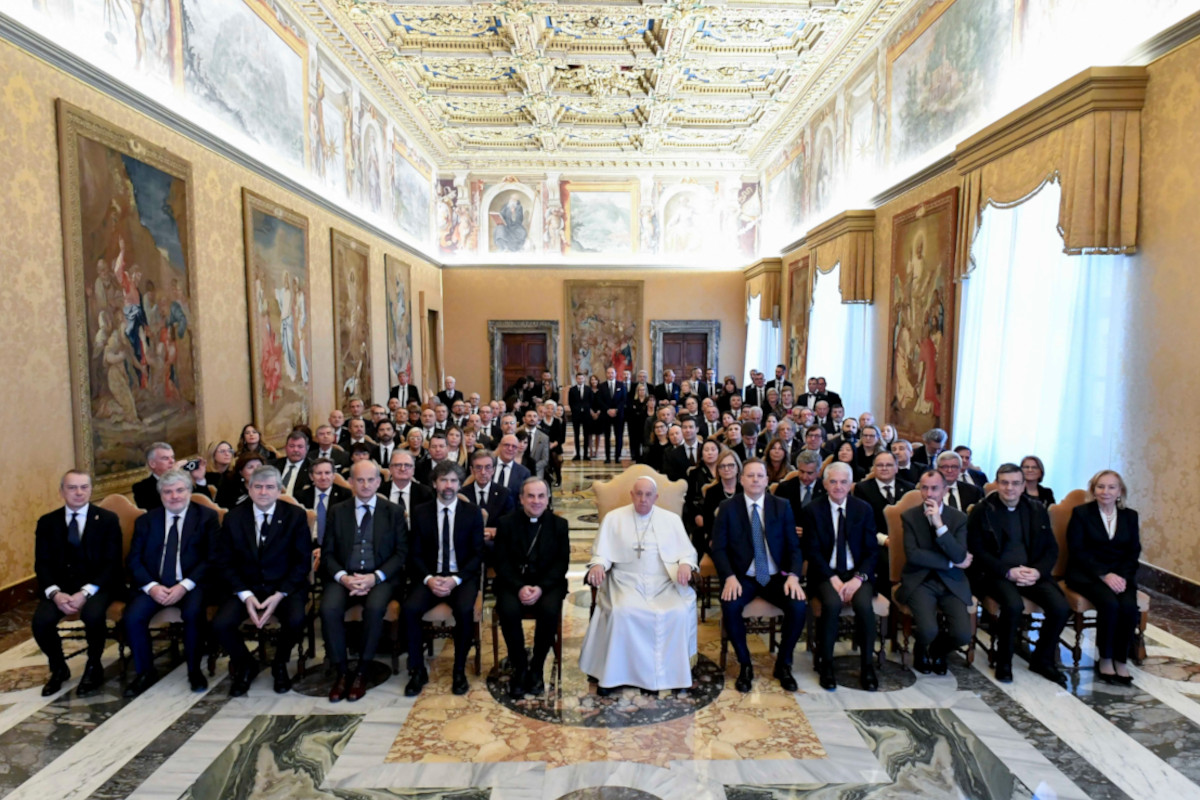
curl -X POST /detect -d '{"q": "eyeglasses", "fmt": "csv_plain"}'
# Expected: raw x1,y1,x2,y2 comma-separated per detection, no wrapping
718,463,738,470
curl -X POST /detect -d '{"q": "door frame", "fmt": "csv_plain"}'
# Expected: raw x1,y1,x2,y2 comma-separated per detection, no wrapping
649,319,721,383
488,320,560,402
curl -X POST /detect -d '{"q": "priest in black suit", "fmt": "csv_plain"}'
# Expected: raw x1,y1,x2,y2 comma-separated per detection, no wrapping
32,470,124,697
390,371,422,405
403,462,485,697
492,477,570,698
131,441,177,510
212,465,312,696
800,461,880,692
320,460,408,703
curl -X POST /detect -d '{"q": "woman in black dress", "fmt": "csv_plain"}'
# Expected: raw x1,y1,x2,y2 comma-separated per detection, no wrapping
583,375,603,459
1066,469,1141,684
640,419,671,472
698,448,743,556
716,376,740,414
215,453,265,509
1021,455,1056,506
627,382,652,461
235,424,276,461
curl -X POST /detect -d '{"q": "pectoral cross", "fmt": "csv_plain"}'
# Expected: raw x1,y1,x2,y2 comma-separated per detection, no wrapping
634,541,646,558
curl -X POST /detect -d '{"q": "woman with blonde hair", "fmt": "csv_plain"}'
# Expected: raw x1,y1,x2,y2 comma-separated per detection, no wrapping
698,448,743,557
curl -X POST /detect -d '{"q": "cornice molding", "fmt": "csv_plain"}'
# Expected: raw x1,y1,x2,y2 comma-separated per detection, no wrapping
805,209,876,249
742,256,783,280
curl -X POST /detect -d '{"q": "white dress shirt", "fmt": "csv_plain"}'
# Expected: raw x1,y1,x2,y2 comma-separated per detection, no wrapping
333,497,387,584
46,504,98,598
144,505,196,594
236,504,280,601
426,499,462,586
827,499,855,570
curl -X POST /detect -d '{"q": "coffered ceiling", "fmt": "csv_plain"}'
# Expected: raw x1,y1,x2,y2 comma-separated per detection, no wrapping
312,0,906,170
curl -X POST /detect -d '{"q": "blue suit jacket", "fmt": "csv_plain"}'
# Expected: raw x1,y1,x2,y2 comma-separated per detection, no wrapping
711,493,802,582
599,380,627,418
127,503,219,589
799,495,878,583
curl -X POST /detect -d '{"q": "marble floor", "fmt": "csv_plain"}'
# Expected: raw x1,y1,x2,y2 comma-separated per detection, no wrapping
5,454,1200,799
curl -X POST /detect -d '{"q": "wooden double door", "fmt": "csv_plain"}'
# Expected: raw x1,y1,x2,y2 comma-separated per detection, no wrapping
661,332,708,379
501,332,547,393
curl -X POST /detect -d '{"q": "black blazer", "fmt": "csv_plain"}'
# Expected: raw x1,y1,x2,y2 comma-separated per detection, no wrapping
271,457,314,497
34,505,124,596
463,481,515,525
132,475,162,510
390,383,422,404
711,493,802,582
379,479,435,513
1065,502,1140,584
294,483,352,511
663,443,700,482
216,501,312,597
774,475,826,523
853,478,916,537
567,384,589,415
966,493,1057,584
716,388,741,413
437,389,465,408
409,499,485,581
1025,486,1056,507
898,504,971,605
321,497,407,583
799,495,879,583
127,504,219,589
946,480,983,512
896,463,923,485
743,384,769,409
492,510,570,595
308,446,351,475
598,380,627,417
215,474,251,510
652,381,680,405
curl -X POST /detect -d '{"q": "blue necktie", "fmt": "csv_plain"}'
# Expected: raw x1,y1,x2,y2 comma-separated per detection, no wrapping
750,503,769,586
317,493,327,545
67,512,81,547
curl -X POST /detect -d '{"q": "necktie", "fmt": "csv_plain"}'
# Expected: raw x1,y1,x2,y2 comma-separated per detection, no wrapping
317,493,327,544
67,512,81,547
947,487,959,510
835,507,848,573
441,507,452,574
689,446,696,465
282,464,294,491
478,488,486,507
358,504,372,539
750,503,769,586
499,462,509,488
802,484,812,507
609,381,614,397
383,446,391,464
259,513,270,551
884,485,894,503
163,515,180,584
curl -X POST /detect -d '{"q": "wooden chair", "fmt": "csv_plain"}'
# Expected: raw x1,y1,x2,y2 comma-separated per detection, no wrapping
1048,490,1150,667
719,597,783,670
886,490,977,666
972,503,1048,669
76,494,146,668
344,600,403,675
983,481,998,496
808,594,890,669
332,473,351,490
422,593,484,675
190,492,226,525
490,604,564,689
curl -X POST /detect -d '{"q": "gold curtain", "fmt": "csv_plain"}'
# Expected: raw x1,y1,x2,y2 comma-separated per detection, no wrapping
805,210,876,302
743,258,782,323
954,66,1147,278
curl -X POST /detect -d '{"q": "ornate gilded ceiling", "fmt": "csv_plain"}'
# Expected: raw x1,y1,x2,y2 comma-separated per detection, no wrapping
313,0,907,170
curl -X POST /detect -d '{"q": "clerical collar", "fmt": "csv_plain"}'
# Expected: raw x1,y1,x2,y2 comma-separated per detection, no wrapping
635,509,653,521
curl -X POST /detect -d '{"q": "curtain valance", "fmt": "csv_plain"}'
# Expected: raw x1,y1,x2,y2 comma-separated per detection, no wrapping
743,257,782,323
805,210,876,302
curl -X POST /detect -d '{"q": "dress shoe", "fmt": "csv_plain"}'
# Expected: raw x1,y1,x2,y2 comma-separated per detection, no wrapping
994,663,1014,683
913,650,933,675
509,670,526,700
272,664,293,694
123,670,157,698
451,670,470,695
1097,669,1117,685
931,652,949,676
328,673,348,703
860,664,879,692
188,670,209,692
572,455,582,462
524,670,545,697
773,662,798,692
735,664,754,693
1030,661,1068,688
346,673,368,702
596,685,614,697
229,663,256,697
404,668,429,697
1115,672,1134,686
818,661,837,691
42,665,71,697
77,660,105,696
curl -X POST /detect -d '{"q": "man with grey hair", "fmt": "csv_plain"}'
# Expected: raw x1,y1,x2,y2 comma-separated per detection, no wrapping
132,441,176,510
123,469,218,695
936,450,983,511
800,461,880,692
890,439,921,485
437,375,464,409
213,465,312,696
913,427,949,468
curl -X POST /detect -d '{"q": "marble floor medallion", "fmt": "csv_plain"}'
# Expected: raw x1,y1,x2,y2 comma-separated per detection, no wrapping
819,655,917,693
555,789,661,800
290,658,394,697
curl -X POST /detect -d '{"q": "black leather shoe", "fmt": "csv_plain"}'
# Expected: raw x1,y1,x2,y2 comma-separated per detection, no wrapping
42,665,71,697
188,670,209,692
77,661,105,696
773,662,798,692
272,664,293,694
524,670,545,697
735,664,754,693
913,653,933,675
451,670,470,695
509,670,526,700
1115,672,1134,686
994,663,1014,683
123,670,157,698
1030,661,1068,688
596,685,614,697
818,662,837,691
404,668,428,697
931,652,949,676
860,664,879,692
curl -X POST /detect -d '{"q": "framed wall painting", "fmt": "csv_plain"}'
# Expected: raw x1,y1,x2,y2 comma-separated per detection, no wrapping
885,187,960,440
331,229,371,408
561,181,639,256
563,280,643,379
384,254,414,388
56,99,204,494
242,189,312,445
786,254,810,385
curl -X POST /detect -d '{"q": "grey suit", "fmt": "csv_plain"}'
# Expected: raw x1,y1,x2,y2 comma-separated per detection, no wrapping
523,426,550,479
898,504,972,653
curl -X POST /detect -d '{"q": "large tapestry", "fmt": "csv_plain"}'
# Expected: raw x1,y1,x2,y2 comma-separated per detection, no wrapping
331,230,371,407
57,101,202,492
886,188,960,440
384,255,414,386
786,255,811,385
243,190,312,444
564,280,643,379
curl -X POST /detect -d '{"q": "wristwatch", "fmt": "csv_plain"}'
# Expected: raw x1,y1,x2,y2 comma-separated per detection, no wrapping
854,572,869,583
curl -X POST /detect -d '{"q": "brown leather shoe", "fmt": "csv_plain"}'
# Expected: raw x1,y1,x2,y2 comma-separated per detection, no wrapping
328,673,348,703
346,673,368,702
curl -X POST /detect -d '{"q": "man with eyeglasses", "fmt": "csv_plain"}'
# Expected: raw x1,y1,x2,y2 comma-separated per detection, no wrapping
465,450,515,547
381,449,435,526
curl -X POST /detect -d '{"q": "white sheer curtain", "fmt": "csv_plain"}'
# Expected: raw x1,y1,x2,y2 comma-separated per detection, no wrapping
744,293,781,387
952,181,1130,491
805,264,874,415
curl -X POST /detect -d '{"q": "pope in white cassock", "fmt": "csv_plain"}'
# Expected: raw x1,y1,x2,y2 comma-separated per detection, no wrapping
579,476,699,693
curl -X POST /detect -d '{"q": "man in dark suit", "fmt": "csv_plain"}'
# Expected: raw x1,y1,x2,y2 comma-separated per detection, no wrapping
954,446,989,489
743,373,769,410
663,416,702,482
212,465,312,696
800,461,880,691
346,398,377,439
711,459,806,693
911,428,948,468
493,434,532,494
32,470,124,697
567,373,589,461
815,377,842,409
813,401,836,436
774,450,825,525
465,450,515,544
381,450,436,526
131,441,177,510
492,477,569,698
539,400,566,485
436,376,465,408
123,470,218,695
296,458,351,547
797,377,821,409
390,371,422,405
890,439,922,485
967,464,1070,686
770,364,794,400
309,425,351,475
899,470,973,675
403,462,486,697
653,369,681,406
598,366,628,464
372,420,400,468
936,451,983,512
340,418,371,451
272,430,313,497
320,460,408,702
852,451,914,592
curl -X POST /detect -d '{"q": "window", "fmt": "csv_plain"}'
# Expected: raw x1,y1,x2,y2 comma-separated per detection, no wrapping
744,293,781,388
806,263,874,415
